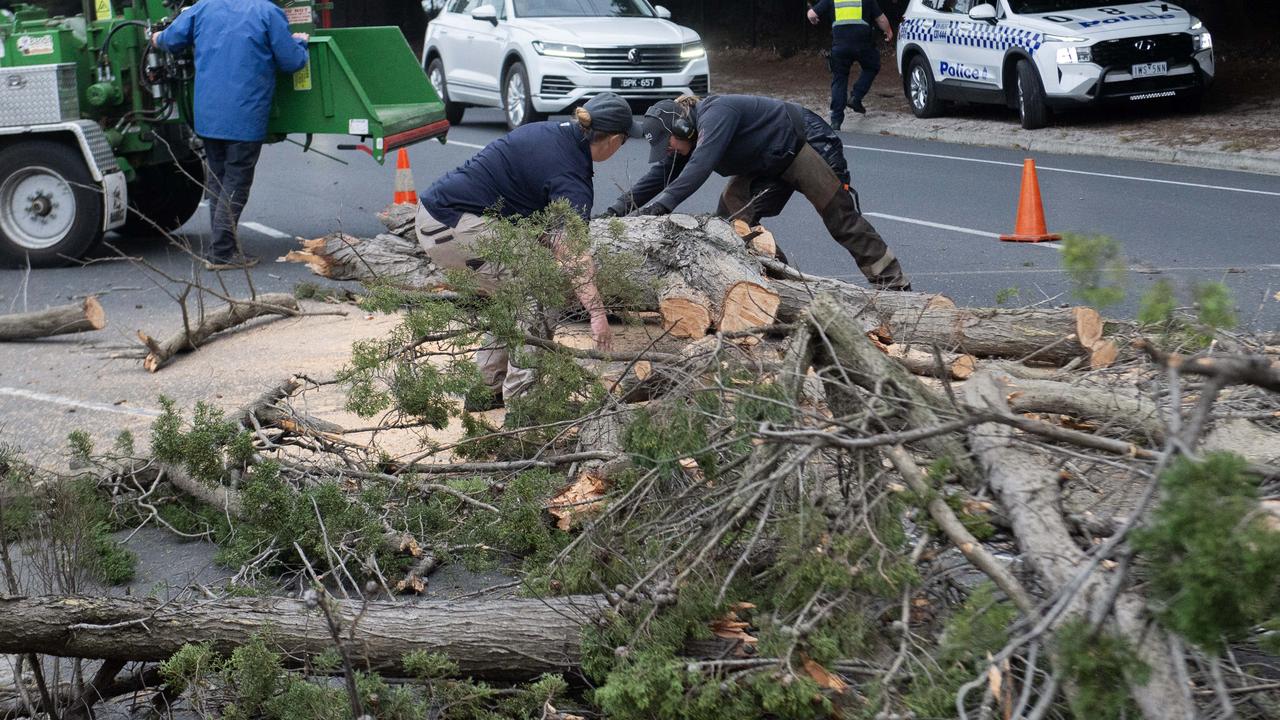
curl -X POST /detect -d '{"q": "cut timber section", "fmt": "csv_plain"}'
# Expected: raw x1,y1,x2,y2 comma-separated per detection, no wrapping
0,297,105,341
732,219,776,257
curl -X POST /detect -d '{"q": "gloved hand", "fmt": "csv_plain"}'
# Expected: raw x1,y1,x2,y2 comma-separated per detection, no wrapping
627,203,669,217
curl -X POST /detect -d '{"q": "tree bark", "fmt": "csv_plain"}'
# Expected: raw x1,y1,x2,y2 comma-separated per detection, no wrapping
964,370,1195,720
138,294,300,372
0,297,105,341
0,595,600,681
887,305,1121,367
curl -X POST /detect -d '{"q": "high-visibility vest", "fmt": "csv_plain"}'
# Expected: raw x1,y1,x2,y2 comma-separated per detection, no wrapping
833,0,866,27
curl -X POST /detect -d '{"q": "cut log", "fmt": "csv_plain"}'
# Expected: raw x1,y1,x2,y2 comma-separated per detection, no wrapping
772,276,955,326
885,344,976,381
886,306,1125,367
720,281,781,334
731,219,776,257
0,594,599,681
285,233,447,289
0,297,105,341
138,294,300,372
658,277,712,339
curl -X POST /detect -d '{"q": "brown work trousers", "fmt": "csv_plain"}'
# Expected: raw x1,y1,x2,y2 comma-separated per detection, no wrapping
716,143,910,290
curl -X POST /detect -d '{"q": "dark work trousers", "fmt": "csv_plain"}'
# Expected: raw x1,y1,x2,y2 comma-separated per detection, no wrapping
203,138,264,261
716,143,910,291
828,40,881,124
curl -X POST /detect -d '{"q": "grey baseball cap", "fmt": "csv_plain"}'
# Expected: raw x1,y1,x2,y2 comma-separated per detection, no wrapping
582,92,644,138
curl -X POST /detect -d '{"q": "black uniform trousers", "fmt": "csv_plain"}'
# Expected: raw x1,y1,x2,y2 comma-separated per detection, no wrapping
829,40,881,124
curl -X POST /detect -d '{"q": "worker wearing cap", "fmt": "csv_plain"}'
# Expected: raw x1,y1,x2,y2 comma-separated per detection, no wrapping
416,92,641,409
602,95,910,292
152,0,309,270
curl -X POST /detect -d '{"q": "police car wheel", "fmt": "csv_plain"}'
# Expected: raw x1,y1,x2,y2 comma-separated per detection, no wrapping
0,140,103,268
906,56,943,119
1015,60,1050,130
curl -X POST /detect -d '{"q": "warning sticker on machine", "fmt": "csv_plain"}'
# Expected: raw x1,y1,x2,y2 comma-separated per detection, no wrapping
293,60,312,91
285,6,313,25
16,35,54,56
94,0,113,20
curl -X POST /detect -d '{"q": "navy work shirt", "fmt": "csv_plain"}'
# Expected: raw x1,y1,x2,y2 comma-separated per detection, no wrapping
619,95,805,214
421,120,595,228
155,0,309,142
812,0,883,45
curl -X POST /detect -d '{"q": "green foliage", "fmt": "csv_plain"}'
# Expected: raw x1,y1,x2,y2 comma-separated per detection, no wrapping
1061,233,1127,309
159,642,217,695
1055,619,1147,720
89,521,137,585
994,286,1021,306
462,469,568,570
1133,453,1280,649
1138,279,1178,327
113,429,135,457
623,401,713,477
222,636,285,719
68,430,94,465
403,650,459,680
150,397,254,483
1193,281,1237,332
902,584,1016,717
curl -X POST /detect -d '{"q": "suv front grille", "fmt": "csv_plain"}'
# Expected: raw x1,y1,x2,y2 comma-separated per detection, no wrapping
540,76,575,97
690,74,709,95
1090,33,1194,69
576,45,687,73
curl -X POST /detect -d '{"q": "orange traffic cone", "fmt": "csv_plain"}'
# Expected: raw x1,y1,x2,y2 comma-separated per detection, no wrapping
393,148,417,206
1000,159,1061,243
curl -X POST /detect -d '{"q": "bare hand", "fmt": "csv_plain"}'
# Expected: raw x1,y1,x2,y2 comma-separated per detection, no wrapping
590,313,613,353
884,28,894,43
292,32,309,42
806,8,819,24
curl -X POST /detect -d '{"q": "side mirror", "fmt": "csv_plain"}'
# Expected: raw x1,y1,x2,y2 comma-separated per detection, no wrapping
471,5,498,25
654,5,672,19
968,4,997,23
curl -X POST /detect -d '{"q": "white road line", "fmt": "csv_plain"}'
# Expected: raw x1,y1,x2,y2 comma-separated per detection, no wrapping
0,387,163,418
241,221,293,239
844,144,1280,198
865,211,1062,250
445,140,486,150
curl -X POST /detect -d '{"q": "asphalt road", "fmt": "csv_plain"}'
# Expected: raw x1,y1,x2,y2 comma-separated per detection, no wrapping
0,109,1277,461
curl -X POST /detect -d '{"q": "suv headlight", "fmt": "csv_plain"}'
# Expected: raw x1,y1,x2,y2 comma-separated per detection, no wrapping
532,41,585,59
680,42,705,59
1055,45,1092,64
1194,31,1213,52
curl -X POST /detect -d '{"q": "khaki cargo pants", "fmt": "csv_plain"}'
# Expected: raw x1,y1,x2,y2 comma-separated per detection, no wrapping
415,205,547,401
716,143,910,290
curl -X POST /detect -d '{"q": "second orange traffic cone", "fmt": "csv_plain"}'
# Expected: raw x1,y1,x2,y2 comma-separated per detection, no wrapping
393,148,417,206
1000,158,1060,243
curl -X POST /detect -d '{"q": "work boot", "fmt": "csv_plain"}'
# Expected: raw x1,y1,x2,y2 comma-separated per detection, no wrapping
829,113,843,130
203,252,259,271
847,96,867,114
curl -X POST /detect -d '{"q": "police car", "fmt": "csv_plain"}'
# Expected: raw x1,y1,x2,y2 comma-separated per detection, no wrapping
895,1,1214,128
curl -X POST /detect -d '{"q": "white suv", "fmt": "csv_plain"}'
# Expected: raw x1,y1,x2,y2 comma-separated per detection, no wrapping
896,1,1215,128
423,0,710,130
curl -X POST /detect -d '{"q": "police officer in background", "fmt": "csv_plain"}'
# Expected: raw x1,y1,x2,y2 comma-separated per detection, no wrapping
808,0,894,129
602,95,910,292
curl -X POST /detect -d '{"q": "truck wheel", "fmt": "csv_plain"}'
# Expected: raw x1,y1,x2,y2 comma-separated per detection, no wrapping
906,55,944,119
0,140,102,267
503,62,544,131
427,58,466,126
1015,59,1050,130
119,158,206,236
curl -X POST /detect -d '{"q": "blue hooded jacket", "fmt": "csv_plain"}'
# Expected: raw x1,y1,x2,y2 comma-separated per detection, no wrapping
155,0,309,142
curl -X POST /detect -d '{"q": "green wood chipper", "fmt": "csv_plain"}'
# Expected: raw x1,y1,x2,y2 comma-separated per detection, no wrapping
0,0,448,266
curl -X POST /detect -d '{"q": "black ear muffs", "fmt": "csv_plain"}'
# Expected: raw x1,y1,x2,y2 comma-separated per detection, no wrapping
649,104,696,140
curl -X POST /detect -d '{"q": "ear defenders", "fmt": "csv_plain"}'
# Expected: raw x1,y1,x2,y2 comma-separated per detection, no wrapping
647,103,696,140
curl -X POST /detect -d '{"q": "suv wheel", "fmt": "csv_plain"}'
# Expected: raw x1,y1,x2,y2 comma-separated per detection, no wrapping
906,55,944,119
1015,59,1050,130
503,62,545,130
427,58,466,126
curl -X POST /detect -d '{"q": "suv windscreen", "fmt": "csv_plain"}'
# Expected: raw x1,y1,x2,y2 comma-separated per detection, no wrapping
513,0,655,18
1008,1,1129,12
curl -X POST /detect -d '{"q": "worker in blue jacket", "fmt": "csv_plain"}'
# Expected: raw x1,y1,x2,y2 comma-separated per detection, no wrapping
417,93,639,410
604,95,910,292
153,0,309,270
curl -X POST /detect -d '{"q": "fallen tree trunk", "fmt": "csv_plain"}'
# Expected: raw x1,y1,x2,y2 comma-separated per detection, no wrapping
0,595,599,681
138,294,300,372
887,306,1121,367
964,370,1195,719
0,297,105,341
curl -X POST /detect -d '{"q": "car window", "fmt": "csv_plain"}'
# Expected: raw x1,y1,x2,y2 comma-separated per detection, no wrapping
512,0,655,19
933,0,996,13
1008,1,1125,11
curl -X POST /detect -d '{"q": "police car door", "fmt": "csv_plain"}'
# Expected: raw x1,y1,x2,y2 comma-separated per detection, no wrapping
939,0,1001,91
